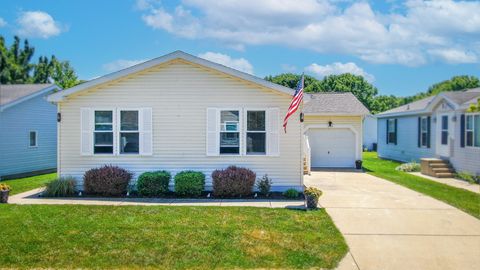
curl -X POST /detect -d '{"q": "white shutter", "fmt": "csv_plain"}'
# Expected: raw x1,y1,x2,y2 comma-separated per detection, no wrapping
206,108,219,156
267,108,280,156
139,108,153,156
80,108,93,155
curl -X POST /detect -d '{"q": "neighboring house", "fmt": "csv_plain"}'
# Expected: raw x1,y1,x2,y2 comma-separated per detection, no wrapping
376,88,480,176
47,51,368,191
0,84,59,180
362,114,377,151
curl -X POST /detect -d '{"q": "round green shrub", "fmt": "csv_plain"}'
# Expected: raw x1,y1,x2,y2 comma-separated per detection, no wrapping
174,171,205,197
137,171,171,196
283,188,299,199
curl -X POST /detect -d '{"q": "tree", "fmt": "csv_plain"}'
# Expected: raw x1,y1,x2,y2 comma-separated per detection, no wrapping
370,95,402,114
467,98,480,113
427,75,479,95
265,73,323,92
0,35,80,88
0,36,35,84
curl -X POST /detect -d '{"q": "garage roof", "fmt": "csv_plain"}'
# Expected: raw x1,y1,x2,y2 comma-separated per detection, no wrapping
303,92,370,115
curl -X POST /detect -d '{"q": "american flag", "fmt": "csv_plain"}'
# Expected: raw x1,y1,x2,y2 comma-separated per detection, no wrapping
283,75,304,133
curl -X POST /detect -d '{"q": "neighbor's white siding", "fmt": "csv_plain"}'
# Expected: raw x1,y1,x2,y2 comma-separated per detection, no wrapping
363,115,377,150
450,111,480,175
303,115,363,161
57,60,302,190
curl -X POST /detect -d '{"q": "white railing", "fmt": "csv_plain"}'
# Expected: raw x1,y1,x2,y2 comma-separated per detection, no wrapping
304,135,311,175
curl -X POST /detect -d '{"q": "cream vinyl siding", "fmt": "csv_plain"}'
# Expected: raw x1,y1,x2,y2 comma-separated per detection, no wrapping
57,60,302,190
303,115,363,160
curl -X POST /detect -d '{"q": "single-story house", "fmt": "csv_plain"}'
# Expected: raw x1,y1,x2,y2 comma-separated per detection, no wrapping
376,88,480,176
0,84,59,180
47,51,369,191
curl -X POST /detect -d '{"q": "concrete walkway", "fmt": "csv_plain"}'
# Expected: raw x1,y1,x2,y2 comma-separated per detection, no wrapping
305,171,480,270
8,188,305,208
410,172,480,194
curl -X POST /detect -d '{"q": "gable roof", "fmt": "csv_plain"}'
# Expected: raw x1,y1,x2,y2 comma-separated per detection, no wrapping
377,88,480,117
0,84,58,111
47,51,294,102
303,92,370,115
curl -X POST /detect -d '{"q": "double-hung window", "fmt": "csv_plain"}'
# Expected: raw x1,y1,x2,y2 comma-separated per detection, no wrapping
94,111,114,154
466,113,480,147
220,110,240,154
387,119,396,144
420,117,428,147
246,110,266,155
29,131,37,147
119,110,139,154
441,115,448,145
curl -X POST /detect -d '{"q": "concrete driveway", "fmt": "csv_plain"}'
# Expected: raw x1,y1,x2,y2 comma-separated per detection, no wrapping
304,170,480,270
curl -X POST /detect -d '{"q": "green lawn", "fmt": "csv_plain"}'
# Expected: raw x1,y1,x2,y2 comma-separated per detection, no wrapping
363,152,480,219
0,205,347,269
1,173,56,195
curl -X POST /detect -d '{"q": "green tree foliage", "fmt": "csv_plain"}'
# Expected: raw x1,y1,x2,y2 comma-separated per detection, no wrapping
370,95,403,114
467,99,480,113
265,73,378,111
427,75,479,95
0,35,80,89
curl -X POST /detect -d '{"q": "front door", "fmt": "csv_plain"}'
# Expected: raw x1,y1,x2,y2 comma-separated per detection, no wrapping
436,113,452,157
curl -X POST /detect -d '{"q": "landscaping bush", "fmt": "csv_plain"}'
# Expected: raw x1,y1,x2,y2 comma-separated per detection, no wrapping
256,174,272,196
174,171,205,196
137,171,171,196
395,162,421,172
455,171,479,184
283,188,299,199
84,165,132,196
212,166,256,197
44,177,77,197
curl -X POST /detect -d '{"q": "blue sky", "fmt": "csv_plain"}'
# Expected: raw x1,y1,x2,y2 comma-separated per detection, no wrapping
0,0,478,96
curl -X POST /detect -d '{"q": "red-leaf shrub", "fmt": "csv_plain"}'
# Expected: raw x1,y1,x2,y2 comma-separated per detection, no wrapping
212,166,256,197
83,165,132,196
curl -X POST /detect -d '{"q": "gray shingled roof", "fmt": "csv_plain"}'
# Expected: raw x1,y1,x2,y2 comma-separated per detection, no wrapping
303,92,370,115
0,84,54,106
378,88,480,116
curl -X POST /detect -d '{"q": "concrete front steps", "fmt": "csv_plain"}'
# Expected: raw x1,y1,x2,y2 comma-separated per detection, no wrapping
420,158,455,178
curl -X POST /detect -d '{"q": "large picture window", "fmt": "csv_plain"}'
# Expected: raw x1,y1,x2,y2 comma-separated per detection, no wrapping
220,110,240,154
119,110,139,154
466,114,480,147
94,111,113,154
246,110,266,155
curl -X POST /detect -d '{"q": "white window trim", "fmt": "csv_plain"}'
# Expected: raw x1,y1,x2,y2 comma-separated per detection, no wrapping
465,113,480,148
93,108,116,156
218,108,242,156
29,130,38,148
420,116,428,148
387,119,396,144
244,108,267,156
117,108,141,155
440,115,448,146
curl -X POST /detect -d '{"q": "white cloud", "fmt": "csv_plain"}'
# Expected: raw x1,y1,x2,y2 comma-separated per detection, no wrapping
102,59,147,72
428,49,478,64
198,52,253,74
0,17,6,27
306,62,374,82
16,11,63,38
137,0,480,66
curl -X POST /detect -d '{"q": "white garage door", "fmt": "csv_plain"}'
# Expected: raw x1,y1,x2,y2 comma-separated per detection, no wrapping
307,128,356,167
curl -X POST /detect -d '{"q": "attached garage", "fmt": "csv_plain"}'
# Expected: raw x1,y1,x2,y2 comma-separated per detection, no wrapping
307,128,356,167
302,93,370,171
